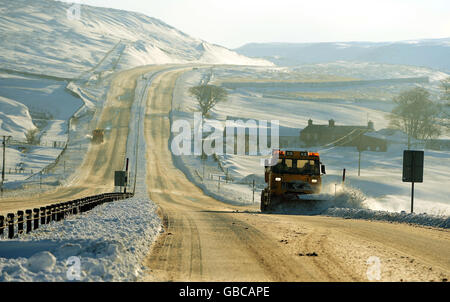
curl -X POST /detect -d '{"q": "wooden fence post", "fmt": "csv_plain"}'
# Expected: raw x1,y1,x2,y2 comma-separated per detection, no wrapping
17,211,24,235
51,205,56,221
56,204,62,221
25,209,32,233
7,213,14,239
46,206,51,224
40,207,46,225
62,202,67,218
0,215,4,236
73,200,78,215
33,208,39,230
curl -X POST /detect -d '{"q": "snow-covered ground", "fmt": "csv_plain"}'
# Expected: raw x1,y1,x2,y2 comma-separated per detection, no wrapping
171,67,450,222
39,120,68,145
0,71,161,281
0,72,83,121
0,87,93,190
0,191,161,281
0,69,84,186
1,145,64,184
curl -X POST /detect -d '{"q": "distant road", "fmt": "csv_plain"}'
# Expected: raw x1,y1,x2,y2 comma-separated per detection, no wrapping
0,65,166,214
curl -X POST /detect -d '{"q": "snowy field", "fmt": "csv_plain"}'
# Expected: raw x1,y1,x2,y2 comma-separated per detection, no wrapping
171,66,450,220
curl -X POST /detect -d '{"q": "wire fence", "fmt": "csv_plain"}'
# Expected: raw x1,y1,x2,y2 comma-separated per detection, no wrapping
0,192,133,240
8,139,67,148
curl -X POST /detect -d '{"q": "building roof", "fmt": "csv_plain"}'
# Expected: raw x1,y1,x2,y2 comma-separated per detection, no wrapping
301,119,373,135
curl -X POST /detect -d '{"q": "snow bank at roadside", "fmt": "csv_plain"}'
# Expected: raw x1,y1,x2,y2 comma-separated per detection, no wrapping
274,186,450,229
324,207,450,229
0,191,161,281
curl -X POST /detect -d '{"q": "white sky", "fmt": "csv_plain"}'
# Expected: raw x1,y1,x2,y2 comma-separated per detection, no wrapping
62,0,450,49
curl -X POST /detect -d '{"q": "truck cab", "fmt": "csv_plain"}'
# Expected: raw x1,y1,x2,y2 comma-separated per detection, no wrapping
261,150,326,212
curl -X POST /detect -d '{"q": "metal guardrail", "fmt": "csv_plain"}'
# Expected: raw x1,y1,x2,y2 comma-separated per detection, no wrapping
0,192,134,239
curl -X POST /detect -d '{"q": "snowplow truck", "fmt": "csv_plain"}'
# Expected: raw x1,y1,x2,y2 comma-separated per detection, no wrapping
92,129,104,144
261,150,326,212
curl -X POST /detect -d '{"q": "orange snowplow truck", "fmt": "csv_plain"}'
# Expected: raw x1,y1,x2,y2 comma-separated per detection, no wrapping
92,129,104,144
261,150,326,212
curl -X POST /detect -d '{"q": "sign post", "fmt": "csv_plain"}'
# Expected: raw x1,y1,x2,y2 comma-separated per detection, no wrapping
124,158,129,194
402,150,424,213
1,136,12,197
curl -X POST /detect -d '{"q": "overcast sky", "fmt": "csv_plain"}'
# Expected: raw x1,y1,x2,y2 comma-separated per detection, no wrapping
63,0,450,49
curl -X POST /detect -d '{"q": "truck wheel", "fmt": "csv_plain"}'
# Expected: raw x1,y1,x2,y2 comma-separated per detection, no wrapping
260,191,269,212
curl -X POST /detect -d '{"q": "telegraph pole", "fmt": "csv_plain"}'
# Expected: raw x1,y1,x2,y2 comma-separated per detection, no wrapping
358,150,361,177
1,135,12,196
357,131,363,177
252,179,255,204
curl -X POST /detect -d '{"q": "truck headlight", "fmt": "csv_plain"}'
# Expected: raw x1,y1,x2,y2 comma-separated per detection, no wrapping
311,179,318,183
275,177,281,182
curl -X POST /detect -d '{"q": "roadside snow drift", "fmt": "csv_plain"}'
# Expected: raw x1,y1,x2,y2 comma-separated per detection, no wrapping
0,192,161,281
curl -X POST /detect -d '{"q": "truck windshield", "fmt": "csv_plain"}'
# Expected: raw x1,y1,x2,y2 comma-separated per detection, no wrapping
272,158,320,175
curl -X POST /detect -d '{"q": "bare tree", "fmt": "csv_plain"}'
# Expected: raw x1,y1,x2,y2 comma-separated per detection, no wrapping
189,84,227,159
189,84,228,117
25,128,40,145
388,87,441,149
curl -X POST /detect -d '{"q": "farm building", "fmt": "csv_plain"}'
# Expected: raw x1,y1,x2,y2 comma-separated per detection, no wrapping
300,119,387,152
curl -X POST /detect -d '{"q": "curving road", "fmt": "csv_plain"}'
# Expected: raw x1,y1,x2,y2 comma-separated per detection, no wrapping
141,69,450,282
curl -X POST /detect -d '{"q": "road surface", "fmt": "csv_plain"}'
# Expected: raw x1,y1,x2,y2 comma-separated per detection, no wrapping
141,69,450,282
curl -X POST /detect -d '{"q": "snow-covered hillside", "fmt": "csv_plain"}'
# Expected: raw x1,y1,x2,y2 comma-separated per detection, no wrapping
0,0,272,79
0,96,36,140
